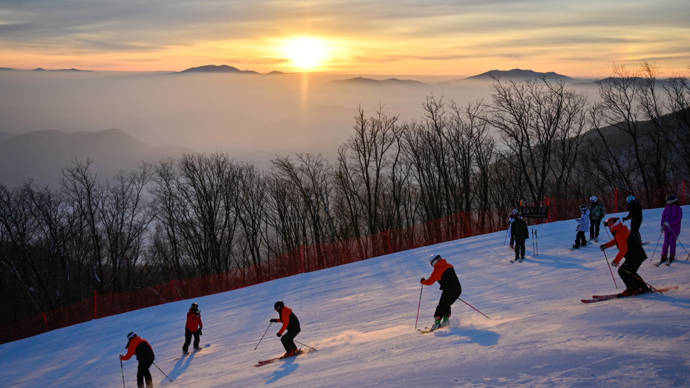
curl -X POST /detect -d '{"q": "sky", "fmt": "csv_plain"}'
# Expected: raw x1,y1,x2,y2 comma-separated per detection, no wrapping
1,0,689,77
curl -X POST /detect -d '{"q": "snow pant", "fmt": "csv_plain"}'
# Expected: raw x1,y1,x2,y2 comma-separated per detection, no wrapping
662,225,681,258
137,358,153,388
514,238,526,260
434,284,462,319
574,231,587,247
630,220,642,242
281,327,300,353
183,328,200,352
619,256,648,292
590,218,602,239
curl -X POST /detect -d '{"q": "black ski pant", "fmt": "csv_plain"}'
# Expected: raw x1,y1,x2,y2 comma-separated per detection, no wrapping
590,218,602,239
183,328,200,352
631,220,642,242
574,231,587,247
280,327,300,353
514,238,526,260
137,358,153,388
619,256,648,292
434,284,462,319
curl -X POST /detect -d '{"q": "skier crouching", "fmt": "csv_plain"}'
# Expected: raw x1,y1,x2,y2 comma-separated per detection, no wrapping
120,332,155,388
600,217,650,296
270,301,301,357
420,254,462,330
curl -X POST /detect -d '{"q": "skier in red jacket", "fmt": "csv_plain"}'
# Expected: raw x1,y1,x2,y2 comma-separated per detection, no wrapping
600,217,650,296
120,332,155,388
270,301,301,357
182,302,203,354
421,254,462,330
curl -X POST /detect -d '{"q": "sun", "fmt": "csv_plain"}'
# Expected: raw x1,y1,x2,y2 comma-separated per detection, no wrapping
282,37,328,71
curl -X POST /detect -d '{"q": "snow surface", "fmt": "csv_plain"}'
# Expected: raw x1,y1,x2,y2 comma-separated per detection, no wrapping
2,206,690,388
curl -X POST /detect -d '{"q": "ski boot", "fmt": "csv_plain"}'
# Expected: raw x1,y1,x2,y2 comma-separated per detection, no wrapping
669,254,675,264
441,316,450,327
430,317,442,330
572,244,579,249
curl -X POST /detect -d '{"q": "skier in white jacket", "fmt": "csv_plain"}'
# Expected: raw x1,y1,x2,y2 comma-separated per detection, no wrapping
573,205,590,249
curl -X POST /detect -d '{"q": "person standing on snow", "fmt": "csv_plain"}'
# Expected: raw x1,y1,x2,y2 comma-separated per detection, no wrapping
600,217,650,296
511,212,529,262
420,254,462,330
182,302,203,354
589,196,606,242
270,301,301,357
660,194,683,264
573,205,590,249
120,332,155,388
622,195,643,241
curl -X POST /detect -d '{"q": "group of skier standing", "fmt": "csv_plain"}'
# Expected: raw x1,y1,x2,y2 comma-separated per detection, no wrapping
508,192,684,298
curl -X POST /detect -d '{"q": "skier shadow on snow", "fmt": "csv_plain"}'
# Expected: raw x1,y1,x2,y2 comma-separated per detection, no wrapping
522,253,592,271
167,351,198,382
265,355,299,384
433,327,499,346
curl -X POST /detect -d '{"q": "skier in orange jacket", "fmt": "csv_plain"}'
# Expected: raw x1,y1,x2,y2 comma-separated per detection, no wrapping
270,301,301,357
600,217,650,296
421,254,462,330
120,332,155,388
182,302,203,354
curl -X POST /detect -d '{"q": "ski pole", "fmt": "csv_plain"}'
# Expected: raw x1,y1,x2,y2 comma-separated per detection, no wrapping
120,358,125,388
602,250,618,289
458,297,490,319
153,361,173,382
664,224,690,260
649,231,663,262
414,283,423,330
255,321,273,350
295,339,318,351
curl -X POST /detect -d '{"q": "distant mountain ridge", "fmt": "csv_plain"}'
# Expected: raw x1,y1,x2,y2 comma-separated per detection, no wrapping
467,68,571,81
0,128,185,188
180,65,259,74
334,77,426,86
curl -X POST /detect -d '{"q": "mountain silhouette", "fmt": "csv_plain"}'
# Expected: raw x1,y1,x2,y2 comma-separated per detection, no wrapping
180,65,259,74
467,68,571,81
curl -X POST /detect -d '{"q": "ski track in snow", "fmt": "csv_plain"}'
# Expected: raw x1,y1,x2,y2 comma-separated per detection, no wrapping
1,206,689,387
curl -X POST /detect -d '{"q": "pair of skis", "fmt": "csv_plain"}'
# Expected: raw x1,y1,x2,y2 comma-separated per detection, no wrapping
254,348,316,367
580,286,678,304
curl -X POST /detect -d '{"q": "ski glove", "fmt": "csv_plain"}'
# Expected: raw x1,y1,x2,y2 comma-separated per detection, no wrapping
611,260,620,267
600,245,606,251
270,318,279,323
664,221,670,227
198,329,202,336
276,332,282,337
420,277,425,284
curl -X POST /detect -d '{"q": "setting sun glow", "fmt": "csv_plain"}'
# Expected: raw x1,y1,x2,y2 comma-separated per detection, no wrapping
282,37,328,71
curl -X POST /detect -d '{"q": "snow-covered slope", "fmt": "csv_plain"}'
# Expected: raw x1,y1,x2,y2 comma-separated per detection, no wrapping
2,207,689,388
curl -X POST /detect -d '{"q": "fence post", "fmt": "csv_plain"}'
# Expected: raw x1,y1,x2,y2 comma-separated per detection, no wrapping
614,188,619,213
385,230,392,254
93,290,98,319
42,312,48,330
299,245,305,273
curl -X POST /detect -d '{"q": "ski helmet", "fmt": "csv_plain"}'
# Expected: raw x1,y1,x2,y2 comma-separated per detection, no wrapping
604,217,621,228
274,301,284,311
666,194,678,204
191,302,199,311
429,254,441,266
626,195,636,203
510,208,519,216
127,331,137,341
579,204,587,211
590,195,598,203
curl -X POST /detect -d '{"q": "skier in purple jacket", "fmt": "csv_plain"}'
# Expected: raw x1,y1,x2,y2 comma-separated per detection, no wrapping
660,194,683,264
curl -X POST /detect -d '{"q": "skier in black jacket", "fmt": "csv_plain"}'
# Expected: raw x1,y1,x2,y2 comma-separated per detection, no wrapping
622,195,643,241
511,213,529,262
